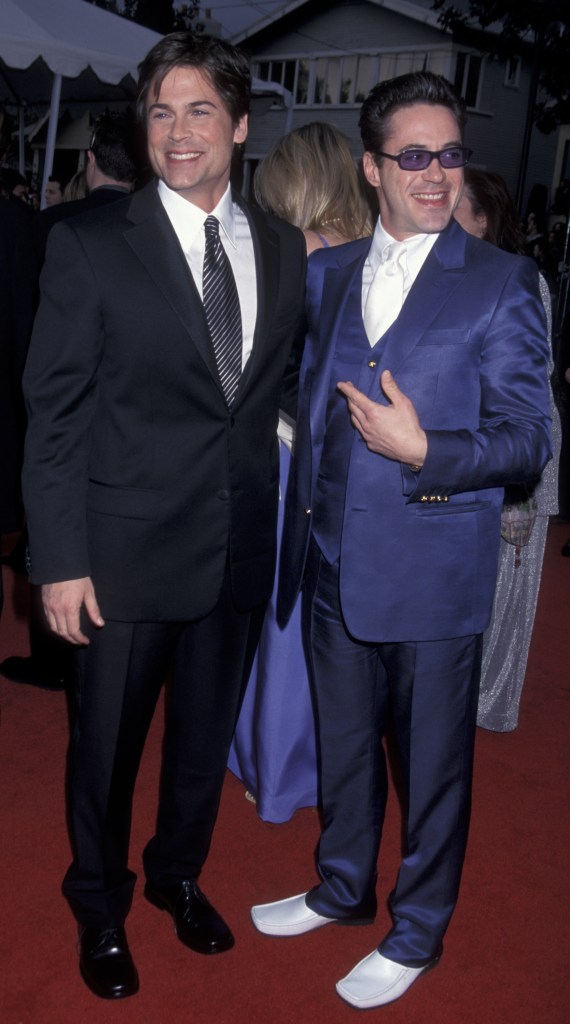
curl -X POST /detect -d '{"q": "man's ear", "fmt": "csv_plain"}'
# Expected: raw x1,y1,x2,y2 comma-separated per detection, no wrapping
234,114,248,146
362,151,381,189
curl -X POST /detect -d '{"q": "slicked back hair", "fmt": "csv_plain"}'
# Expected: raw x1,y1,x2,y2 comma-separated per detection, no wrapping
136,32,251,128
359,71,466,157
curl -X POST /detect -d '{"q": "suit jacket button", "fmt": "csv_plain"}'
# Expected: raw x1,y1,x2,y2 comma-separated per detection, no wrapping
304,507,311,516
368,360,377,368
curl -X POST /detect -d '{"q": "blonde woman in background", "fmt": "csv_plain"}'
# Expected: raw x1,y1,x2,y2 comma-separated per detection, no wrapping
228,123,372,821
63,169,89,202
253,120,372,253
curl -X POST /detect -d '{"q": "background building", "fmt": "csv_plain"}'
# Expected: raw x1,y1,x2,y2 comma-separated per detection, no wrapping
232,0,567,225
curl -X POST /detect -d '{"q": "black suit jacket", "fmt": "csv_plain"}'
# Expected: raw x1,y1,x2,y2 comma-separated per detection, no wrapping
0,197,38,533
22,181,306,620
34,186,132,264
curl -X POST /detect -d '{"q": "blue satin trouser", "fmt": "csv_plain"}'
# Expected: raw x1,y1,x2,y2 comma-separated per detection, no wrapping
303,538,482,966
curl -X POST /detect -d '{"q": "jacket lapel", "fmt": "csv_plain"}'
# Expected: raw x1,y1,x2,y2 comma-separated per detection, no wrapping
123,182,281,408
123,181,223,390
379,219,469,375
308,241,368,443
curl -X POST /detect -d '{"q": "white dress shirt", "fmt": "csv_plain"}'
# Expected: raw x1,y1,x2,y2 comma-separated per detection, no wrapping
362,219,438,347
157,180,257,369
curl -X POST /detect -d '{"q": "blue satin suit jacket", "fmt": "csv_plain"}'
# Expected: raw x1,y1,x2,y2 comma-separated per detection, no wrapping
278,219,552,643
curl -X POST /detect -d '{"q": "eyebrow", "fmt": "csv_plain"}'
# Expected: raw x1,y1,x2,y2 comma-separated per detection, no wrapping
148,99,218,113
398,140,463,151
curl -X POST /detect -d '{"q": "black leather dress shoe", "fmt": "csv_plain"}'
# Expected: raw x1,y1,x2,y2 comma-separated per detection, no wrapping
0,656,69,691
144,879,234,954
79,926,139,999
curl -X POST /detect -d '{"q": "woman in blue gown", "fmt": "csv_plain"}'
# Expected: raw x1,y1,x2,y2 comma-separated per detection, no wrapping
228,123,372,821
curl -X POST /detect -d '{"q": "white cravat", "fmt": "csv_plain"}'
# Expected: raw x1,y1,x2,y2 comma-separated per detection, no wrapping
363,241,408,345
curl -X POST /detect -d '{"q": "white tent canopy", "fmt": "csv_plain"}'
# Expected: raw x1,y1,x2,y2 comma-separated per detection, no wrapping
0,0,162,82
0,0,161,203
0,0,292,202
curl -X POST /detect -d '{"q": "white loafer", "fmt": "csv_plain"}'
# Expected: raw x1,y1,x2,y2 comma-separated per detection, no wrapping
251,892,336,936
336,950,438,1008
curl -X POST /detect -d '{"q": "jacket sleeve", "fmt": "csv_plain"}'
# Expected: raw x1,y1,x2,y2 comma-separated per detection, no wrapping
407,256,553,500
22,220,103,583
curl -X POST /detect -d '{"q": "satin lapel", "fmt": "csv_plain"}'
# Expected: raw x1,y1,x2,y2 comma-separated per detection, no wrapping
379,219,468,376
123,182,221,387
309,243,368,444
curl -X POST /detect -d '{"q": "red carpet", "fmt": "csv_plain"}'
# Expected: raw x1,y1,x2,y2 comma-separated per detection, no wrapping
0,523,568,1023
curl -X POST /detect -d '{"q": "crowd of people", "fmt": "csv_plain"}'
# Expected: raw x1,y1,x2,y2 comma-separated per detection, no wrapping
0,29,566,1011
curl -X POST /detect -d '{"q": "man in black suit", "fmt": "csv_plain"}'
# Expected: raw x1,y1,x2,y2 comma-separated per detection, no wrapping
0,107,37,613
22,33,305,1000
35,110,141,261
1,111,142,688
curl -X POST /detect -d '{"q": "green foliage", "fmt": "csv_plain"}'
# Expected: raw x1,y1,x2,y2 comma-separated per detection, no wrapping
88,1,201,35
432,0,570,131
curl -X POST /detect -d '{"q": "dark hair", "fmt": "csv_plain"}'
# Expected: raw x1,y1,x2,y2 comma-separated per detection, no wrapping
0,168,27,193
89,111,141,182
136,32,251,127
359,71,466,155
462,167,525,255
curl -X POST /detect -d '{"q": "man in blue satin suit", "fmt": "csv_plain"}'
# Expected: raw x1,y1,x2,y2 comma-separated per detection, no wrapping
251,72,552,1009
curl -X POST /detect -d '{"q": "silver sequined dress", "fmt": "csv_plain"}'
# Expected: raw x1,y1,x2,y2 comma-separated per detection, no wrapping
477,275,561,731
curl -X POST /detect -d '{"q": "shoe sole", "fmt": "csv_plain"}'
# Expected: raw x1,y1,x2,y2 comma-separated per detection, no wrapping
336,956,439,1009
79,963,139,1000
251,911,375,937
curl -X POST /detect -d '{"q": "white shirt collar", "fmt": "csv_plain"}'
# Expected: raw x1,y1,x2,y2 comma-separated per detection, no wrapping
368,217,438,284
157,180,237,252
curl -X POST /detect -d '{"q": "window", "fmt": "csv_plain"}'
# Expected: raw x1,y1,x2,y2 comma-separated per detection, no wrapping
254,59,298,94
253,51,455,108
354,56,374,103
296,59,309,104
455,52,483,108
505,56,521,88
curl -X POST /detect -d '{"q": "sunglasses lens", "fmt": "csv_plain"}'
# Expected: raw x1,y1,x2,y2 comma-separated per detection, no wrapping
399,151,431,170
439,148,468,168
397,148,469,170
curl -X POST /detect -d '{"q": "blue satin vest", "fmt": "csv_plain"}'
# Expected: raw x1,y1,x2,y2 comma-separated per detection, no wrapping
311,285,371,564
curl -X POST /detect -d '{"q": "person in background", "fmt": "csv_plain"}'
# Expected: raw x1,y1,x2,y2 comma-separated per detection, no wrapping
0,107,37,614
251,71,551,1009
455,167,561,731
44,176,64,206
35,111,142,260
21,32,305,1000
1,111,144,691
0,168,29,204
253,121,372,252
229,122,372,823
63,169,89,202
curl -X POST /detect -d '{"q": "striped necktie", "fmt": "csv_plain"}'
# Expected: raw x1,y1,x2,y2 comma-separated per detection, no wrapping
202,215,243,406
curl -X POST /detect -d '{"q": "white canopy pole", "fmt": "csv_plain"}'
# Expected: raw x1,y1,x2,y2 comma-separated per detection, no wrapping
40,71,62,209
18,106,25,174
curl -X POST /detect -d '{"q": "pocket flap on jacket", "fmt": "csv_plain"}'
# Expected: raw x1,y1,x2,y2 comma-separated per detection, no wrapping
417,329,470,346
87,480,161,520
